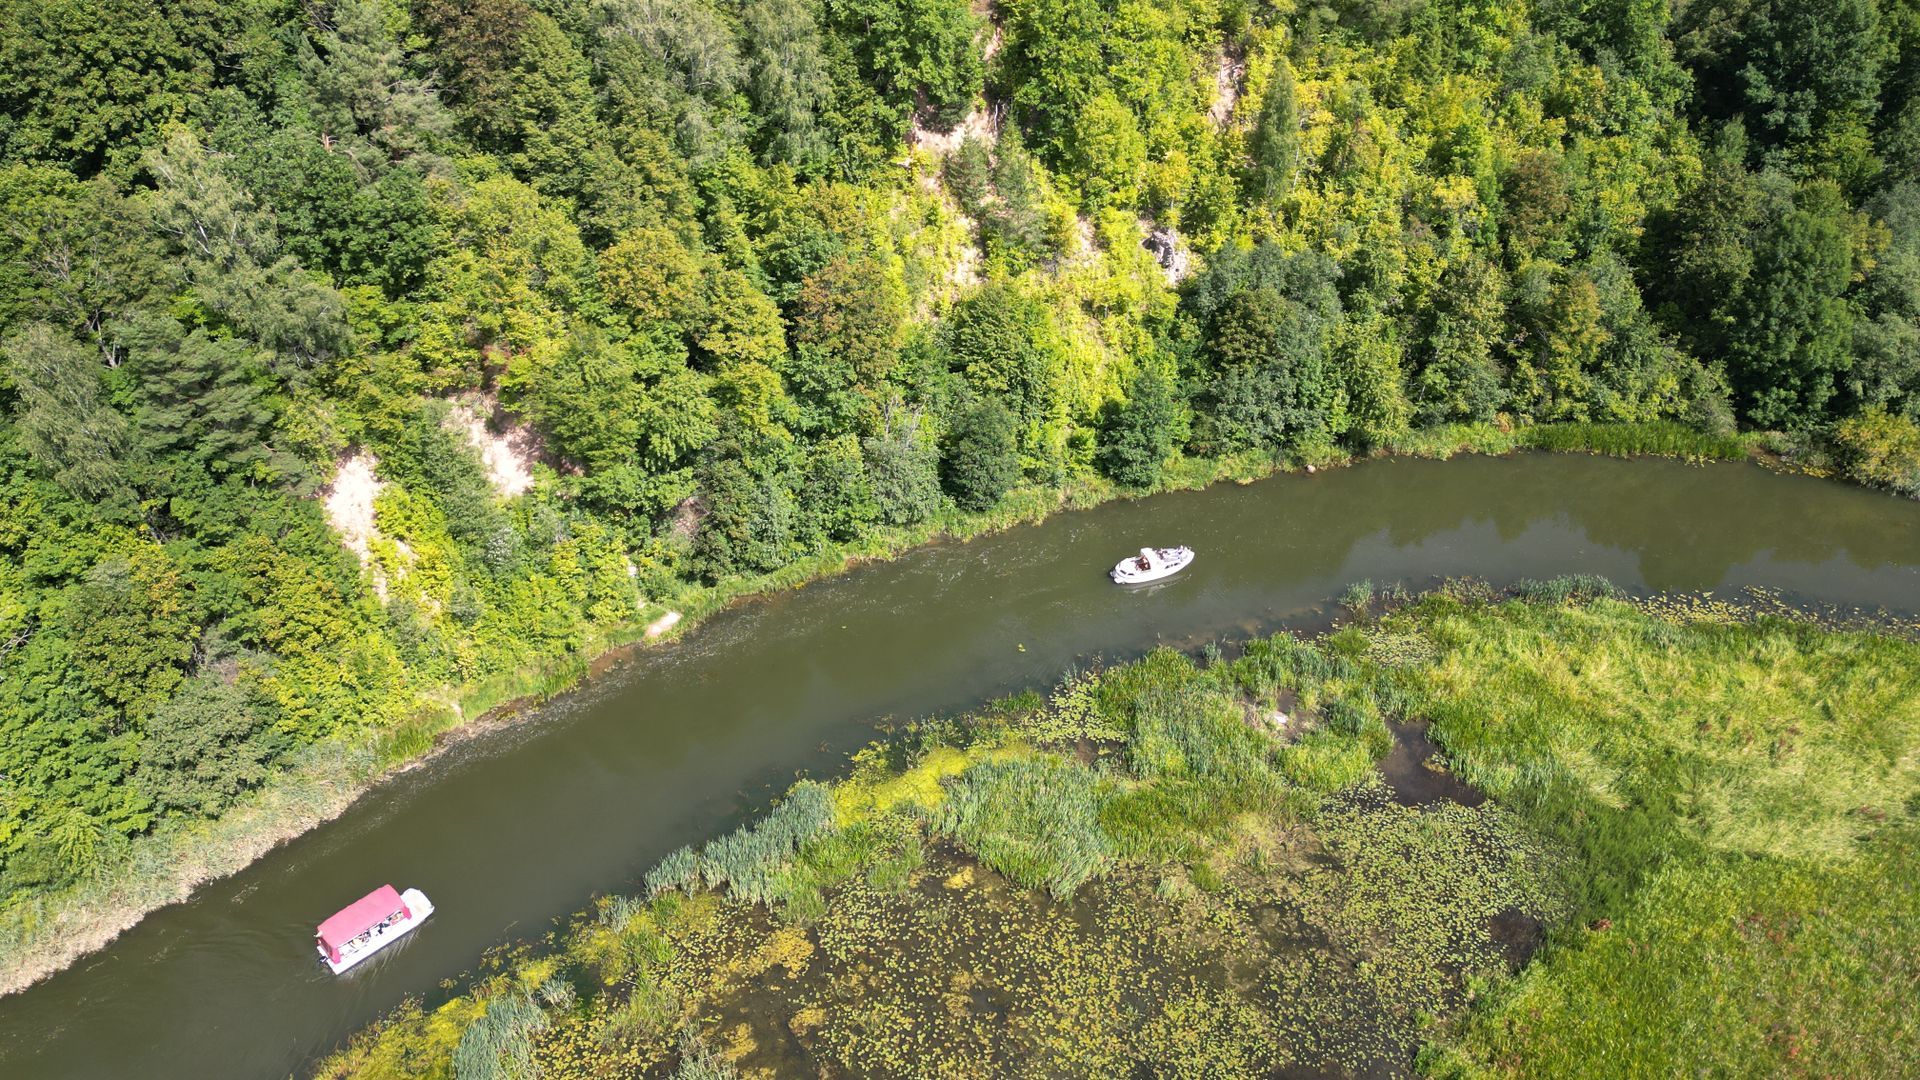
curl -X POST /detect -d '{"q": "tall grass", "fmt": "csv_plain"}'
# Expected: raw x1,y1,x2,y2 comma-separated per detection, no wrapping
1381,423,1524,458
1381,420,1751,462
451,992,547,1080
1520,420,1749,460
1508,574,1618,604
1383,593,1920,1075
936,756,1116,899
645,781,838,906
1432,826,1920,1078
1406,598,1920,912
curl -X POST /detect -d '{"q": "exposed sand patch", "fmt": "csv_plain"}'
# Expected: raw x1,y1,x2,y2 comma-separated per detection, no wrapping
324,452,386,587
645,610,683,639
903,105,997,297
444,393,541,499
671,495,706,541
909,104,998,159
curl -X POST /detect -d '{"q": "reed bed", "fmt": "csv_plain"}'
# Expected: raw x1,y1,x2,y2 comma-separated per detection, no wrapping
319,584,1920,1078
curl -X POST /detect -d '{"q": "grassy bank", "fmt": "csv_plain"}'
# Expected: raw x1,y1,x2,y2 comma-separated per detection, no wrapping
316,583,1920,1078
1383,420,1754,462
0,424,1797,998
1413,592,1920,1075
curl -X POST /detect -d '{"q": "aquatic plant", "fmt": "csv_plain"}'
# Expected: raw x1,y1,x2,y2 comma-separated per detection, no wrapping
643,847,701,898
452,992,547,1080
1520,421,1748,462
599,894,644,930
937,756,1116,899
322,592,1920,1080
1340,580,1375,614
671,780,841,905
1003,667,1127,746
670,1030,736,1080
1510,575,1619,604
535,976,577,1013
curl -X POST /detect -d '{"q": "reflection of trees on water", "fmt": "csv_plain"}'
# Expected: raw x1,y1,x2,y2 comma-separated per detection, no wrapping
1181,456,1920,596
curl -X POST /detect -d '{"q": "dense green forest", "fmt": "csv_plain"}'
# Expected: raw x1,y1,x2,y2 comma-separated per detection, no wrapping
1,0,1918,912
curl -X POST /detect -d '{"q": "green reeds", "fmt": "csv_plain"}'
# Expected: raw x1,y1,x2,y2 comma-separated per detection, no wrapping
646,781,838,906
936,756,1116,899
1339,579,1375,614
1510,574,1618,604
1520,420,1749,461
451,992,547,1080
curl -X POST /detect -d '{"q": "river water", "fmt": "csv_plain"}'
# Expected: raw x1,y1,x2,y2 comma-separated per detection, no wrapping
4,454,1919,1079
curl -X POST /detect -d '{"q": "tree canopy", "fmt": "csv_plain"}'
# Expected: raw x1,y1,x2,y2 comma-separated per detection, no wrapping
1,0,1916,905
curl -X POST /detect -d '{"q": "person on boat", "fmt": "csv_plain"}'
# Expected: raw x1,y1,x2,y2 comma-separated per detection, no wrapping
1137,548,1155,571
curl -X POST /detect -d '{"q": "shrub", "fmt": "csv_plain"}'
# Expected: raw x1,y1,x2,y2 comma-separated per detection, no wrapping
1096,365,1186,487
940,399,1020,511
1831,407,1920,495
1100,777,1246,862
862,421,943,525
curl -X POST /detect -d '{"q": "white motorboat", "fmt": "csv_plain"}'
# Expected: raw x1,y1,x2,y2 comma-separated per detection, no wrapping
316,884,434,974
1111,546,1194,584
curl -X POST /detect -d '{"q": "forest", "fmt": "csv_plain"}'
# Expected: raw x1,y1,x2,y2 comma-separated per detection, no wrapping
1,0,1918,924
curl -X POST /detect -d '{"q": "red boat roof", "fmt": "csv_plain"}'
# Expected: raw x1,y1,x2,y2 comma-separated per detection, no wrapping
317,885,406,950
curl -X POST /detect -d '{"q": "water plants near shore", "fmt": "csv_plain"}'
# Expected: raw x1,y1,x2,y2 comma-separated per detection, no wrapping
316,582,1920,1078
0,426,1789,1000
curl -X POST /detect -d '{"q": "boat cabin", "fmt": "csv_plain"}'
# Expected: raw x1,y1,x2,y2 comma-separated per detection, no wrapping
317,884,411,965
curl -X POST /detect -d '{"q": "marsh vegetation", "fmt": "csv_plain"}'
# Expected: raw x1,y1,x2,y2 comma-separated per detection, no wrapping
319,582,1920,1078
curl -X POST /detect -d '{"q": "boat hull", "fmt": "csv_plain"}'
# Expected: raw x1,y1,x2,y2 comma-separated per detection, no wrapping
1111,547,1195,584
320,888,434,975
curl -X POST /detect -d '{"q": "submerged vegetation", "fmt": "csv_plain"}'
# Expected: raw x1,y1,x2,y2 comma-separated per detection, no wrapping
317,583,1920,1077
6,0,1920,997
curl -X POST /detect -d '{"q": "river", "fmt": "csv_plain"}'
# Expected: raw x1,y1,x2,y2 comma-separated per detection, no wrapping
3,454,1919,1079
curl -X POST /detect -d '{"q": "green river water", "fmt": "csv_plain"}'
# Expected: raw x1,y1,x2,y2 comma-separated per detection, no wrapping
2,454,1918,1078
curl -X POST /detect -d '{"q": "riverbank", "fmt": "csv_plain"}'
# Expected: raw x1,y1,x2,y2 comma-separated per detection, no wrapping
316,583,1920,1077
0,422,1767,998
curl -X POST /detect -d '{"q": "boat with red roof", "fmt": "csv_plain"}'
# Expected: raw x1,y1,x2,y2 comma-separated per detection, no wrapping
315,885,434,974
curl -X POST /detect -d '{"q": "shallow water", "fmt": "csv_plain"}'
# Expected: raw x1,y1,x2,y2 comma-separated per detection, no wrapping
1380,722,1486,808
4,454,1919,1078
